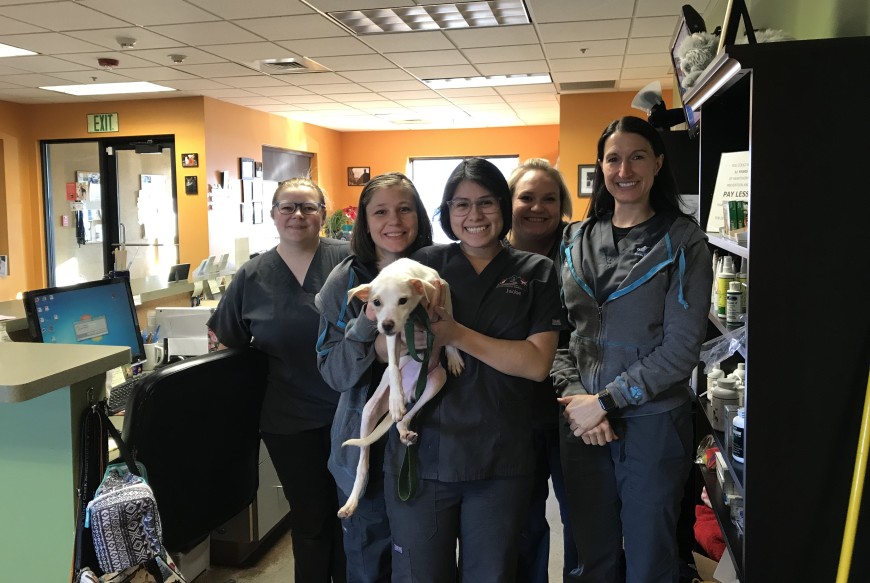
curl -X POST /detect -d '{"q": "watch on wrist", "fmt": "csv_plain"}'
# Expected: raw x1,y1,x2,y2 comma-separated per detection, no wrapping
597,390,618,413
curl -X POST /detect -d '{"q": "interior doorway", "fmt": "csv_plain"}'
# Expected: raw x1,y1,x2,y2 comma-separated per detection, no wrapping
41,136,178,286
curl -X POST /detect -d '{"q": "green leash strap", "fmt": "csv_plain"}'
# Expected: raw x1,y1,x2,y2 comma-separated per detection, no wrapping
398,305,434,502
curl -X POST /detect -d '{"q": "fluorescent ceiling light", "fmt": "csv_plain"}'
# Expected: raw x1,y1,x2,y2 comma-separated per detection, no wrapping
329,0,529,34
424,73,552,90
0,42,37,57
39,82,176,96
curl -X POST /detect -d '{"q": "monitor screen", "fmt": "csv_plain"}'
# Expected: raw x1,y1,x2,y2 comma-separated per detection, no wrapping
22,277,145,363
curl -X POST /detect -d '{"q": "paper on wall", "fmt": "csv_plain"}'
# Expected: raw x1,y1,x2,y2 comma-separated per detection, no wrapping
707,151,749,233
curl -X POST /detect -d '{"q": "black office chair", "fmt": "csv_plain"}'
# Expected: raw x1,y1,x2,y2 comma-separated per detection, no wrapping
121,347,267,553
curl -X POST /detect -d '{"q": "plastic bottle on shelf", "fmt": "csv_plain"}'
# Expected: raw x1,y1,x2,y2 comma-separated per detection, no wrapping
711,251,720,310
733,362,746,384
726,280,743,328
711,378,739,431
737,257,748,313
717,256,735,319
732,407,745,463
707,364,724,403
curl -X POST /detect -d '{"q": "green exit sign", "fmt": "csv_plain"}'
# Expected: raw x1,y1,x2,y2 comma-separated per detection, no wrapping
87,113,119,133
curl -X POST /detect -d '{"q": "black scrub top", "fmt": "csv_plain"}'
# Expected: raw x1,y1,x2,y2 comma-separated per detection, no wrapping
385,243,563,482
208,240,349,434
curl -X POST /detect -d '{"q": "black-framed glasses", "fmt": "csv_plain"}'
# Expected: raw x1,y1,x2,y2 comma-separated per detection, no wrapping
446,196,499,217
273,201,325,215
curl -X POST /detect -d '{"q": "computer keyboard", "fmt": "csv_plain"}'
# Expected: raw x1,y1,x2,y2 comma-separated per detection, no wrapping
107,372,151,414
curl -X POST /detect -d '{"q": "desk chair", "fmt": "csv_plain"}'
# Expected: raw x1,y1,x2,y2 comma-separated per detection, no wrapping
121,347,267,575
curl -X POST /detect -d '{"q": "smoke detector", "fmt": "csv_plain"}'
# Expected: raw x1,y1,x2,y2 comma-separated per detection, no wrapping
168,54,187,64
117,37,136,49
97,57,119,70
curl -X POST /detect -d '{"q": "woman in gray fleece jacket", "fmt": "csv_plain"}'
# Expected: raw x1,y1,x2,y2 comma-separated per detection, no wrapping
553,116,713,583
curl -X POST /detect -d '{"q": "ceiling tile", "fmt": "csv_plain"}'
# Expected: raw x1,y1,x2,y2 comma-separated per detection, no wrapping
248,85,313,96
320,91,377,101
49,69,148,84
0,55,84,73
627,36,674,54
362,31,453,53
386,50,468,68
161,78,232,90
0,2,127,31
501,92,559,103
444,25,538,48
200,42,300,63
338,69,415,83
274,72,347,85
437,87,497,97
543,39,627,59
3,72,79,87
304,82,367,94
0,15,45,34
306,0,396,10
217,75,290,88
539,20,630,43
79,0,221,26
118,67,199,81
617,76,674,90
312,54,394,71
527,0,634,23
275,94,337,104
277,37,374,58
462,44,544,64
234,15,345,41
446,95,506,105
636,0,711,18
128,47,226,66
550,70,619,84
186,0,314,20
197,88,262,98
379,89,441,101
297,102,355,111
620,65,671,79
359,80,427,92
631,16,680,37
171,62,259,78
58,51,164,70
149,22,261,46
495,84,556,95
0,32,107,54
220,95,287,106
623,53,671,68
0,64,27,75
249,103,304,112
405,64,479,79
64,28,183,51
474,61,548,76
550,56,624,72
349,100,401,110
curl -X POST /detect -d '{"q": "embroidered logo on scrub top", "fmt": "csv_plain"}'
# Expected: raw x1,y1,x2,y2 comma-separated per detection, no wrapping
496,275,528,296
634,244,652,258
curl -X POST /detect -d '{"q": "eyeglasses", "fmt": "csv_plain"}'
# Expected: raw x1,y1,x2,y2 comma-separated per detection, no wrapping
446,196,500,217
273,201,325,215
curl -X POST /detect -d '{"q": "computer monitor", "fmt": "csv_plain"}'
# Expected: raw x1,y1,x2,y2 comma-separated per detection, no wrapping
22,277,145,363
168,263,191,283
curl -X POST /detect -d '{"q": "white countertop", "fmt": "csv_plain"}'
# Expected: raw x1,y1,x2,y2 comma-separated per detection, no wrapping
0,343,130,403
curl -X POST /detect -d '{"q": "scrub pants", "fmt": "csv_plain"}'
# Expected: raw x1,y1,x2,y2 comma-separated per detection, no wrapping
559,401,693,583
385,474,534,583
338,443,391,583
262,427,347,583
517,424,579,583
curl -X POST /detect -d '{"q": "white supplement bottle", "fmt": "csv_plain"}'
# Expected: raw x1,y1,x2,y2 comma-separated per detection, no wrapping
711,378,739,431
732,407,745,463
717,256,735,319
726,280,743,327
707,365,724,403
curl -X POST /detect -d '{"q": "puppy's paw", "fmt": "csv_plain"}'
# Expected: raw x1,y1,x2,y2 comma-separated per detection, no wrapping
389,392,406,422
337,499,358,518
399,430,418,446
445,346,464,376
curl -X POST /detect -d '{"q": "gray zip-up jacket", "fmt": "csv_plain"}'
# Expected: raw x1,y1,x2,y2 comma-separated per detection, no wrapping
314,256,382,496
552,213,713,417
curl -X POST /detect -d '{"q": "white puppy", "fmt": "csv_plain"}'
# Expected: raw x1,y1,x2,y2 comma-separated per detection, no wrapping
338,258,463,518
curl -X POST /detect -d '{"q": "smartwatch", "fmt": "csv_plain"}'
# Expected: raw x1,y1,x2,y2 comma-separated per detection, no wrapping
597,390,618,413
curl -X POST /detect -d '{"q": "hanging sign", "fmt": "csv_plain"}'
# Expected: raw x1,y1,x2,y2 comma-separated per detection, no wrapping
87,113,119,133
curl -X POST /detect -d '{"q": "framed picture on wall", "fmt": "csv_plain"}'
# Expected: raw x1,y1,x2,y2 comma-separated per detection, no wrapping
347,166,370,186
241,179,254,202
185,175,198,195
240,157,255,179
254,161,263,178
181,153,198,168
577,164,596,197
252,201,264,224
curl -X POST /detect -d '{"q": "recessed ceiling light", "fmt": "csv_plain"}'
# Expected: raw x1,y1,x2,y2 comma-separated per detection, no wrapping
424,73,551,90
329,0,529,34
39,82,176,96
0,42,37,58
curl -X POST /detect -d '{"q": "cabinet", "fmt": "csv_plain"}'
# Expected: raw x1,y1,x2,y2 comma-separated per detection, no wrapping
687,36,870,582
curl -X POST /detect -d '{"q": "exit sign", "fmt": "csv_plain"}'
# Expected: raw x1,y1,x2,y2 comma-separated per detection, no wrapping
87,113,119,133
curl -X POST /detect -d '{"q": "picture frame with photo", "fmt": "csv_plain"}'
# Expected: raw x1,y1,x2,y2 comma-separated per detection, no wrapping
185,175,198,195
254,161,263,178
577,164,596,197
240,157,255,179
241,179,254,202
252,201,264,224
347,166,371,186
181,153,199,168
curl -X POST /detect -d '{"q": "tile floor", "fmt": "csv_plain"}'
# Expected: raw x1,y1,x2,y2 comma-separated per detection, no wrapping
196,481,566,582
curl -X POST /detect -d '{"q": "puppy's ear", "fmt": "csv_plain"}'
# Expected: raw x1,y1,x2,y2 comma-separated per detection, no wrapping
409,278,438,303
348,284,371,304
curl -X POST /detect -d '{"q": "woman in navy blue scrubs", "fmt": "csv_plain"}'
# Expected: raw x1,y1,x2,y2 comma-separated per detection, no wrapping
383,158,563,582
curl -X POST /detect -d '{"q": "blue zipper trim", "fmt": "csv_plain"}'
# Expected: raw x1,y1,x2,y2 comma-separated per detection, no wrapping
606,233,674,303
315,268,358,356
565,226,595,299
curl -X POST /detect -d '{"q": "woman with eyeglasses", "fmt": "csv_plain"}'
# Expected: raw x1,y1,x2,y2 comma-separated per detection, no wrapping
208,177,349,582
315,173,433,583
381,158,563,582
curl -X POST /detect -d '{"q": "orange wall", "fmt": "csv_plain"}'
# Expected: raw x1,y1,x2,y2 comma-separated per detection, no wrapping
335,125,560,209
559,89,673,220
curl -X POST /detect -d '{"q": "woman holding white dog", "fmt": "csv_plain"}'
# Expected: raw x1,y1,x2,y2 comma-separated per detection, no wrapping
208,177,349,582
383,157,563,582
554,116,712,583
316,172,433,583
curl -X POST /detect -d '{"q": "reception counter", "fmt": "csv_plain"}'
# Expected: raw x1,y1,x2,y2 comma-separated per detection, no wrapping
0,342,130,581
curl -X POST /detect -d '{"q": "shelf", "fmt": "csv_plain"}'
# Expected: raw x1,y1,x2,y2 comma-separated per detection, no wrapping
708,308,744,336
706,234,748,258
700,467,744,581
698,398,744,494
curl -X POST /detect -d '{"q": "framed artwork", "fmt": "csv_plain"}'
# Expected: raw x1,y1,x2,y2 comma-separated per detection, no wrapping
347,166,370,186
240,157,255,179
254,161,263,178
577,164,596,197
240,201,251,223
252,201,264,224
241,179,254,202
185,175,198,195
181,153,198,168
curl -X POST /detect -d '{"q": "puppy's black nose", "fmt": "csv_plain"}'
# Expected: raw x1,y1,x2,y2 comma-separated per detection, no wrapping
381,320,395,334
